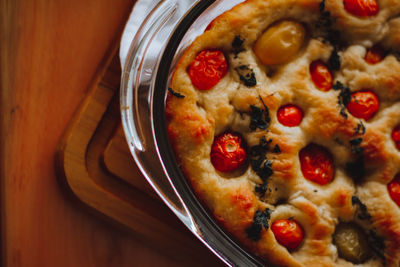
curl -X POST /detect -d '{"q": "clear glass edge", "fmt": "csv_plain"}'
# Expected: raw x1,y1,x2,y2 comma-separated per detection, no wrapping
120,1,267,266
120,1,235,266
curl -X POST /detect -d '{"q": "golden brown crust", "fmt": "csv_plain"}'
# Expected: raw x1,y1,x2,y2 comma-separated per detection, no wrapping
166,0,400,266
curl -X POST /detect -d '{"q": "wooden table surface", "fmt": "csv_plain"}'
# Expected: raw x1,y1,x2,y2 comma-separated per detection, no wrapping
0,0,221,266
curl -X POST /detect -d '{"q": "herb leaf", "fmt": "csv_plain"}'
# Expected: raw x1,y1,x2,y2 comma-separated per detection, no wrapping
333,81,351,118
250,137,275,197
249,136,282,196
354,121,366,135
235,65,257,87
249,104,270,131
350,138,364,154
316,0,341,46
258,160,273,180
232,35,245,49
246,208,272,241
249,137,271,158
329,46,341,71
255,183,269,196
273,144,282,153
250,137,274,180
232,35,245,57
168,87,185,98
352,196,371,220
317,0,342,73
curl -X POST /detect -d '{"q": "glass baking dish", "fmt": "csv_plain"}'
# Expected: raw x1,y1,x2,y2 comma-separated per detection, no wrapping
120,0,264,266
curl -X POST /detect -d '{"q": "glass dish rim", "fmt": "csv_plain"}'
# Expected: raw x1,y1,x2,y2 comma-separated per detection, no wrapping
120,0,265,266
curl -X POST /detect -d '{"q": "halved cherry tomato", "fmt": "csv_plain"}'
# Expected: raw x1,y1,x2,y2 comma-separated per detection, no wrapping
277,104,303,127
343,0,379,17
365,46,385,64
188,49,228,90
388,173,400,207
392,125,400,151
346,90,379,121
205,18,216,32
310,60,333,91
210,132,247,172
271,219,304,251
299,143,334,185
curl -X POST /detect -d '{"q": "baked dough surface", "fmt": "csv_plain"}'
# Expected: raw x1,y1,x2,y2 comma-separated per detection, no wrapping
165,0,400,266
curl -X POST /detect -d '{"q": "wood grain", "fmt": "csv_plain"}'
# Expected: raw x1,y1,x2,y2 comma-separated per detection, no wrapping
0,0,223,266
56,50,220,264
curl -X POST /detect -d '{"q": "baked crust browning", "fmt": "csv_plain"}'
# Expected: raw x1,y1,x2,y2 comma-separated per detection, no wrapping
166,0,400,266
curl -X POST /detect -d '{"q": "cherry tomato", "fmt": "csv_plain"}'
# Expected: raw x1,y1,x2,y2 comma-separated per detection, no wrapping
277,104,303,127
310,60,333,91
346,90,379,121
271,219,304,251
343,0,379,17
365,46,385,64
299,143,334,185
210,132,247,172
188,49,228,90
392,125,400,151
205,18,217,32
388,173,400,207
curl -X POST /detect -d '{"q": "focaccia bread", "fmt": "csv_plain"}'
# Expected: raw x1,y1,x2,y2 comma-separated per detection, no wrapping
165,0,400,266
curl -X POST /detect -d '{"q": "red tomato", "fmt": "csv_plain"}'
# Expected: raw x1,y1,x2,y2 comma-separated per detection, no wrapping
343,0,379,17
210,132,247,172
388,174,400,207
365,46,385,64
205,18,217,32
277,104,303,127
392,125,400,151
188,49,228,90
299,143,334,185
271,219,304,251
310,60,333,91
346,90,379,121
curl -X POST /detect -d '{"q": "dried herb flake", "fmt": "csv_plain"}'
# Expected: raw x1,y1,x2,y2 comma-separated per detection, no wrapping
352,196,371,220
329,46,341,71
249,104,270,131
232,35,245,57
350,137,364,154
333,81,351,118
354,121,366,135
273,144,281,153
168,87,185,98
255,183,269,196
232,35,245,49
250,155,273,181
250,137,274,180
235,65,257,87
246,208,272,241
316,0,341,46
250,136,272,157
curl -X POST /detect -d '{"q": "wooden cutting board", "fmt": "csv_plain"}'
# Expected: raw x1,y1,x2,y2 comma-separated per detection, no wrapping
56,42,223,265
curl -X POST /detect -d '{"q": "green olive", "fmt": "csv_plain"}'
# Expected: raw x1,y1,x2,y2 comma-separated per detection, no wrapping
333,223,371,264
253,20,305,65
